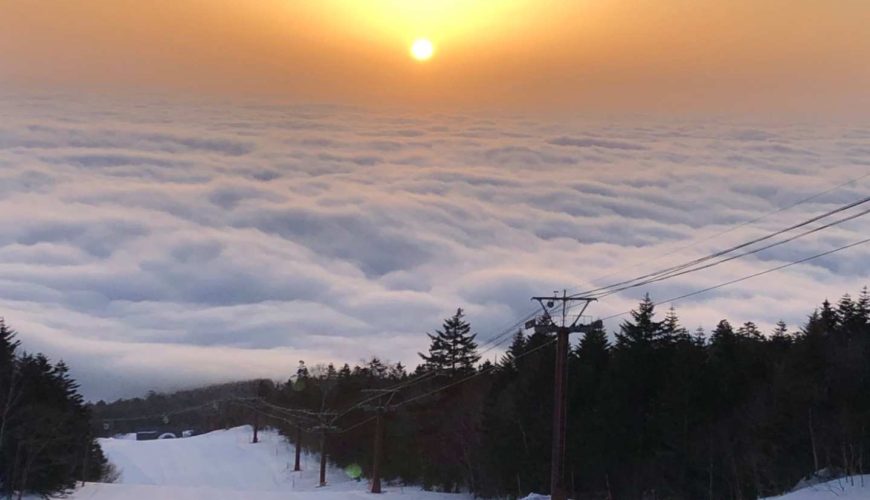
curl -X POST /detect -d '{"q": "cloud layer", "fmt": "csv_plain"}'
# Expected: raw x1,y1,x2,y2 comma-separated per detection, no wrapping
1,94,868,400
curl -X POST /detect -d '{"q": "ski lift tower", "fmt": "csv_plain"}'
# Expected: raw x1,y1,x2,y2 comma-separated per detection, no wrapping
530,291,600,500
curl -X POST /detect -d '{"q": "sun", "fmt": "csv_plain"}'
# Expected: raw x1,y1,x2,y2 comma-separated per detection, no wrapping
410,38,435,61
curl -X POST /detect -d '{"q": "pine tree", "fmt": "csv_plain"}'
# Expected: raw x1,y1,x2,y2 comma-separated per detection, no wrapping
0,318,19,406
837,292,869,339
0,318,18,372
770,320,792,352
856,287,869,326
390,362,407,380
820,299,837,333
737,321,763,340
365,357,387,380
0,318,21,485
771,320,789,339
710,319,735,345
419,308,480,378
499,330,526,370
577,324,610,364
0,335,110,498
615,294,663,349
661,306,690,344
693,326,706,346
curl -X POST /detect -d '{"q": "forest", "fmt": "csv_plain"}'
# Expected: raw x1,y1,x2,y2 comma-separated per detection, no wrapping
92,287,870,499
0,320,111,499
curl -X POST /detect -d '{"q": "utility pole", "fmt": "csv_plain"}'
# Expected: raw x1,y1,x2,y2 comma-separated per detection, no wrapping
311,413,338,487
361,389,399,494
319,428,327,486
294,425,303,471
531,290,600,500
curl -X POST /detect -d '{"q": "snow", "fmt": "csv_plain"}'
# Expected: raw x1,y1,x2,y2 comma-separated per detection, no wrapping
48,427,870,500
69,483,469,500
60,425,471,499
763,475,870,499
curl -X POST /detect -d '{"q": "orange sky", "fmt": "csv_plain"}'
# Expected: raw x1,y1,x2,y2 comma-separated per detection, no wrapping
1,0,868,116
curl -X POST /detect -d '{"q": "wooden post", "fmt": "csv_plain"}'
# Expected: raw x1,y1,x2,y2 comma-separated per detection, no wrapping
319,429,327,487
371,411,385,493
81,438,90,487
294,425,302,471
361,388,398,494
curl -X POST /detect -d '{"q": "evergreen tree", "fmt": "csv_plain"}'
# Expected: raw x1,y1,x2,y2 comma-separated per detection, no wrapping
615,294,663,349
75,287,870,499
661,305,689,345
0,318,20,481
771,320,789,340
737,321,763,340
576,324,610,367
499,330,526,370
389,362,407,381
610,296,668,497
770,320,792,352
0,320,109,497
567,320,612,494
0,318,18,374
419,308,480,378
856,287,870,325
819,299,838,333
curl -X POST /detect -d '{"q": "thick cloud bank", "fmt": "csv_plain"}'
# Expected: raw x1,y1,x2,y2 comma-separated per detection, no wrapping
1,94,868,400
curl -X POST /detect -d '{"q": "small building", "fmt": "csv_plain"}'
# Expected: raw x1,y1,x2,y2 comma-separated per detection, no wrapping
135,430,160,441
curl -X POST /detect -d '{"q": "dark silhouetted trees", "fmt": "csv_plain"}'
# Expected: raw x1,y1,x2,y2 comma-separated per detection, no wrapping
0,319,110,498
88,287,870,499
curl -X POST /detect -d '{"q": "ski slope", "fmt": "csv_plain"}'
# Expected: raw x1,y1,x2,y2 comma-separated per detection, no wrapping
65,426,471,499
64,426,870,500
763,476,870,499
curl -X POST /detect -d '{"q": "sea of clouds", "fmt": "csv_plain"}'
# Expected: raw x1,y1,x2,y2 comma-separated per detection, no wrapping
1,93,868,400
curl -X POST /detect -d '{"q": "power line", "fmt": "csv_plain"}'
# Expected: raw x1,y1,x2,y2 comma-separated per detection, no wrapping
572,194,870,298
566,171,870,296
394,338,557,409
96,396,259,423
234,231,870,477
233,400,307,428
332,186,870,424
329,371,436,423
330,306,545,422
589,205,870,299
463,187,869,367
394,234,870,407
597,236,870,322
335,415,377,434
254,398,325,419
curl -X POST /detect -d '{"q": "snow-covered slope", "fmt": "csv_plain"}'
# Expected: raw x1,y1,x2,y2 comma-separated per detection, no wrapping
763,476,870,499
63,425,470,499
99,425,327,491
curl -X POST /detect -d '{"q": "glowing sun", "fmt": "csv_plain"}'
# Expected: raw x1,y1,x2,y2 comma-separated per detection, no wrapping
410,39,435,61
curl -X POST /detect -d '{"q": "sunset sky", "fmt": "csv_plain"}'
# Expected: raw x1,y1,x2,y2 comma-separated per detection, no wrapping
2,0,869,116
1,1,869,400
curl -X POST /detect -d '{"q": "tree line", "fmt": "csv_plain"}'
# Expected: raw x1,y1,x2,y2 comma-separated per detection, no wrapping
0,319,111,499
266,290,870,499
90,288,870,499
90,380,266,437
